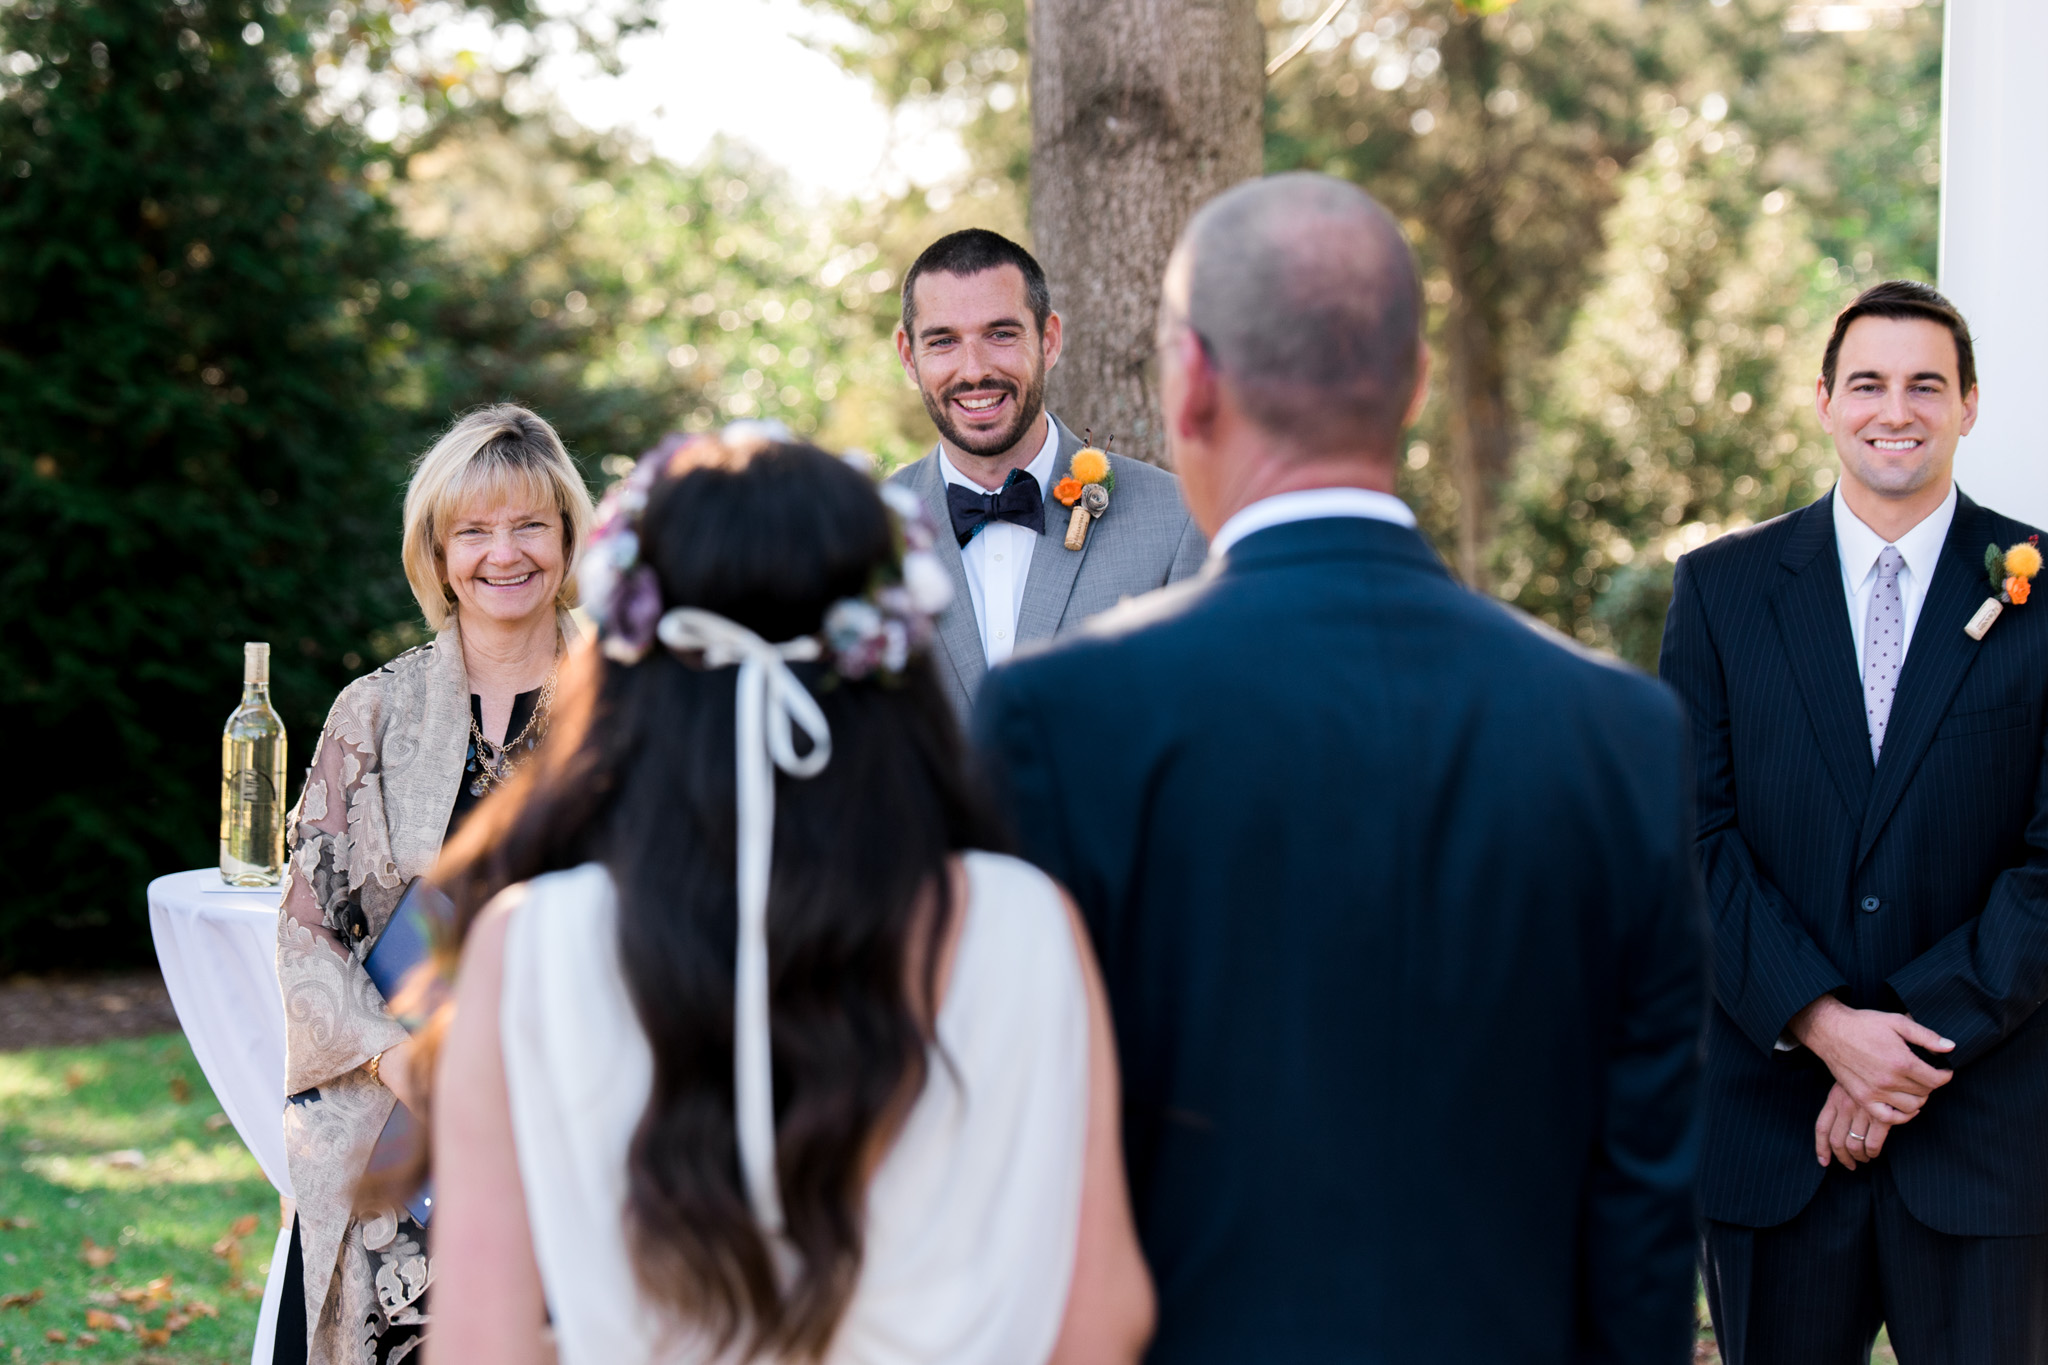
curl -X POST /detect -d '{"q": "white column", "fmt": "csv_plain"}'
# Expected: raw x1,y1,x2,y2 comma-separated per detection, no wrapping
1940,0,2048,527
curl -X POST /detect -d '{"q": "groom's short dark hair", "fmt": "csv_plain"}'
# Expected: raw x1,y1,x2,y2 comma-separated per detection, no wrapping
1822,280,1977,395
901,229,1052,338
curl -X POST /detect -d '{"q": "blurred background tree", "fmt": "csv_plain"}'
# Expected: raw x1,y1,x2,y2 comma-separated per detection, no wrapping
0,0,440,969
1029,0,1265,466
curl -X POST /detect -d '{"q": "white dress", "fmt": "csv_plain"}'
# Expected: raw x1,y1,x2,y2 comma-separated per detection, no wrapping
498,851,1090,1365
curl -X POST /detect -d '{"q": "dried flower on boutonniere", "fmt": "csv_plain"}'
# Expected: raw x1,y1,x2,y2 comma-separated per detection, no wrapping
1966,535,2042,640
1056,433,1117,551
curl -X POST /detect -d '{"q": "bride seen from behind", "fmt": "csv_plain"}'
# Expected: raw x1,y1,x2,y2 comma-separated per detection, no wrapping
420,428,1153,1364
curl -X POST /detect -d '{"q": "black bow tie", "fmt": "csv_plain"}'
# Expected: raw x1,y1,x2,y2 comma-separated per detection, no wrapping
945,470,1045,547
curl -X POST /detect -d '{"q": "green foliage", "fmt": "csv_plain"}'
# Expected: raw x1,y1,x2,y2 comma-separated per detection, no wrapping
1496,113,1839,663
0,1035,276,1362
0,0,429,970
386,124,938,473
1493,6,1942,665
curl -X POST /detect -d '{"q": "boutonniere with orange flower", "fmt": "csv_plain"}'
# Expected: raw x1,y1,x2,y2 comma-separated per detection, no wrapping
1054,435,1116,550
1965,535,2042,640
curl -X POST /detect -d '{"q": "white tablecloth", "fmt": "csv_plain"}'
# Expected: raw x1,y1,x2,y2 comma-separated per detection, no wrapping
147,869,292,1195
147,867,293,1365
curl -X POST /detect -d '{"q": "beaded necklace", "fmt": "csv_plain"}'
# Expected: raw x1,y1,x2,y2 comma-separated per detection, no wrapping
465,667,557,798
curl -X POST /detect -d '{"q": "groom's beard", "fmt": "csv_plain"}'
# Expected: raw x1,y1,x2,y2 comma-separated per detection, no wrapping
919,367,1047,458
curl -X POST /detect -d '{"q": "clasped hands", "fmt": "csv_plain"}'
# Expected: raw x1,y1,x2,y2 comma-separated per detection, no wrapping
1789,995,1955,1171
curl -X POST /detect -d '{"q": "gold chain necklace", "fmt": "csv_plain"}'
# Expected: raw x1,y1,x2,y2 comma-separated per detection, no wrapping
466,668,558,799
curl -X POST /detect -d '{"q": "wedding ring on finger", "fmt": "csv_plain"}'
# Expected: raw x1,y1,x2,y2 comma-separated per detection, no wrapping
1849,1131,1867,1143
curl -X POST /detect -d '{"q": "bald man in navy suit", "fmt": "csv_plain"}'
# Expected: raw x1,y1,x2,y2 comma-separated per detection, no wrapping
978,173,1707,1365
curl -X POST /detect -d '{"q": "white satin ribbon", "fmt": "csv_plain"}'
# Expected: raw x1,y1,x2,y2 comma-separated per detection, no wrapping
655,606,832,1234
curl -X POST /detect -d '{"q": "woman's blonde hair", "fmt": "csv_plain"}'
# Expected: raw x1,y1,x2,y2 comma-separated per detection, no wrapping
401,405,596,631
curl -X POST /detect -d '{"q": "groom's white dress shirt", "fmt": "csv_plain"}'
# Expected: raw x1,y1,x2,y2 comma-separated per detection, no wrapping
939,421,1061,667
1834,480,1957,678
1210,487,1418,559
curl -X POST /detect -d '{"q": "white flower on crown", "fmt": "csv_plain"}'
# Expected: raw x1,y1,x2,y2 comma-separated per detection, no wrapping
902,550,953,616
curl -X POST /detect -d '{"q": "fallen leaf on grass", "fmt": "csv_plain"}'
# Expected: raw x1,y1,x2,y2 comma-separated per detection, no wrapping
79,1238,116,1268
85,1308,131,1331
211,1215,259,1288
98,1149,146,1170
44,1328,65,1343
0,1289,42,1309
168,1075,191,1103
210,1215,259,1251
63,1066,85,1092
183,1298,218,1318
76,1330,100,1345
163,1310,190,1331
0,1216,35,1230
113,1274,174,1308
204,1112,231,1131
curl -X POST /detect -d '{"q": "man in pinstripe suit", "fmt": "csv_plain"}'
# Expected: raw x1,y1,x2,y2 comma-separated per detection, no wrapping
1663,280,2048,1363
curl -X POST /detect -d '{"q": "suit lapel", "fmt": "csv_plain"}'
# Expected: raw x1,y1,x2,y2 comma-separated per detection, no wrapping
1769,495,1875,819
1855,492,1994,865
909,451,986,700
1015,415,1089,644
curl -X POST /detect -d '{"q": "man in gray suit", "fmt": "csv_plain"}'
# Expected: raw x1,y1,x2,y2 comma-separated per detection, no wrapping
886,229,1205,720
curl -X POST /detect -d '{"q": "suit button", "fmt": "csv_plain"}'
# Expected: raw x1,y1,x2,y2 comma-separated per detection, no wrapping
1860,896,1881,913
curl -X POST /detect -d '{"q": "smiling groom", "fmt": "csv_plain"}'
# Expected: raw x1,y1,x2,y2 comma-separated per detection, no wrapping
885,229,1205,721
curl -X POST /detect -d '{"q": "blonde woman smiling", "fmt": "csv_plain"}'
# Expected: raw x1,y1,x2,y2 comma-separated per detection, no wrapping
273,404,594,1365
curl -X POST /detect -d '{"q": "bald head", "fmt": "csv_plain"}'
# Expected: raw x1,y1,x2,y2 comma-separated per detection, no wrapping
1170,173,1422,457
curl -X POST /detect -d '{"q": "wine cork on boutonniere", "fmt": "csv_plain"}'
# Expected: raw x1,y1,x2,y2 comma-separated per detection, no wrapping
1967,536,2041,641
1055,438,1115,551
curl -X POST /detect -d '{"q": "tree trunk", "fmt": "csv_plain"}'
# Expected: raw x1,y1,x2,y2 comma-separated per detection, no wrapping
1433,12,1513,591
1030,0,1265,468
1441,266,1513,590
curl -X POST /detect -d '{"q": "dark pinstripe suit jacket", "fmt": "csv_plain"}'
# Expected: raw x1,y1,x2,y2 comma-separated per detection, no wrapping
1661,488,2048,1236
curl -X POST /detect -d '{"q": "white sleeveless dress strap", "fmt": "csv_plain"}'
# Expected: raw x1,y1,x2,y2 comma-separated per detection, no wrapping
499,851,1090,1365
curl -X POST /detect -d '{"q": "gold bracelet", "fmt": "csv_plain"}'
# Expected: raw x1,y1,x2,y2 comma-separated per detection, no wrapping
367,1050,384,1087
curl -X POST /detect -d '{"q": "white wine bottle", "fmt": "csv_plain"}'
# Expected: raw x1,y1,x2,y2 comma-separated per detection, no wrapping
220,641,288,886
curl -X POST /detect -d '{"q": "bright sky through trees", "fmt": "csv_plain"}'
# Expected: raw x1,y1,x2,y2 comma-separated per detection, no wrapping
507,0,969,196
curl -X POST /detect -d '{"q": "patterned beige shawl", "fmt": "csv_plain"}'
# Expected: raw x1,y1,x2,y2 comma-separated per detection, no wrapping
276,614,572,1363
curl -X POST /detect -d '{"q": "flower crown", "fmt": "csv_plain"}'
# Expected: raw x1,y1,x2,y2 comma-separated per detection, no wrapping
579,422,954,678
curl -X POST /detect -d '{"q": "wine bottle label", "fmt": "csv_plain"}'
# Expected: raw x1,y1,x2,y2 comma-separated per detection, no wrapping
233,769,275,805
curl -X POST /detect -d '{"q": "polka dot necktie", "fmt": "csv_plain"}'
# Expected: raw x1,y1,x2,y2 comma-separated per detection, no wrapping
1863,545,1905,763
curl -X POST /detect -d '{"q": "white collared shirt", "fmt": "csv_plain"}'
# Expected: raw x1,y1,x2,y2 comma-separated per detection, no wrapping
1209,487,1418,560
1834,481,1957,676
938,421,1061,666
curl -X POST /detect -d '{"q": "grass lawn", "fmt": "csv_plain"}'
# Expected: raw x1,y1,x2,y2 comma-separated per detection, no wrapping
0,1035,277,1365
0,1032,1911,1365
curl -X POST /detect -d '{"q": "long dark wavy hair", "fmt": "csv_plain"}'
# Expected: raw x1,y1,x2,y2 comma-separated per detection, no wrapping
428,437,1005,1357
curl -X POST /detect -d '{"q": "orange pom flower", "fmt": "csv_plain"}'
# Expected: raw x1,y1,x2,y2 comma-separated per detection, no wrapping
2006,542,2043,581
1053,476,1084,506
1069,448,1110,486
2008,575,2031,606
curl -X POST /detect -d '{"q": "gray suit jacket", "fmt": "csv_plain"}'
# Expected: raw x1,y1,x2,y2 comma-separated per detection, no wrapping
888,414,1206,720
